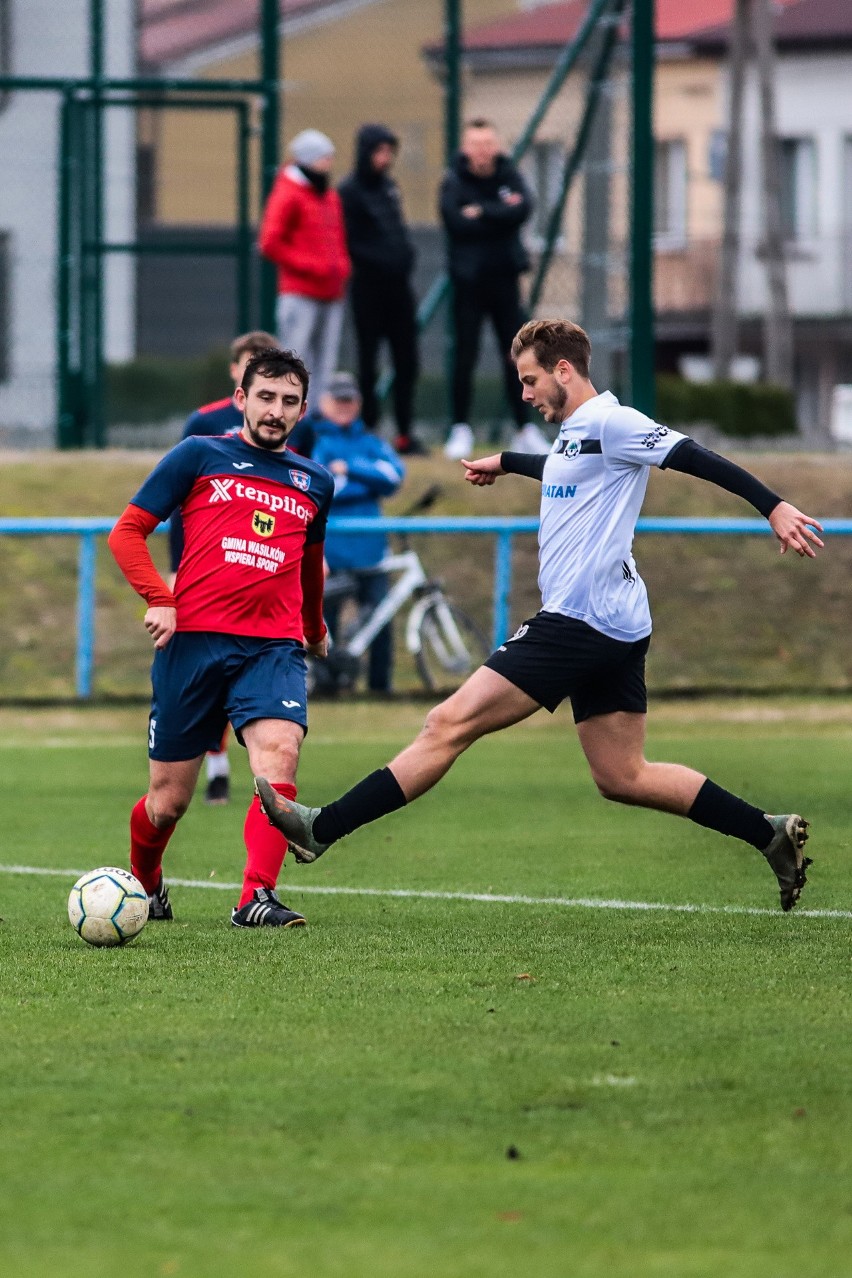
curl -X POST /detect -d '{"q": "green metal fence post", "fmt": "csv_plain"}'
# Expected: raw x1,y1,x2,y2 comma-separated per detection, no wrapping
236,101,252,333
528,0,624,312
443,0,462,427
57,91,76,449
629,0,655,416
259,0,281,332
88,0,106,447
510,0,616,164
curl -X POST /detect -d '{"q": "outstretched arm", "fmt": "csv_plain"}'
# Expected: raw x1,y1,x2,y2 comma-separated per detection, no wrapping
662,439,824,558
462,451,547,487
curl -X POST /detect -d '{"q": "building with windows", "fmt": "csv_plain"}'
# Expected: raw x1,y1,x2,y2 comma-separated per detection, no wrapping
693,2,852,430
452,0,852,433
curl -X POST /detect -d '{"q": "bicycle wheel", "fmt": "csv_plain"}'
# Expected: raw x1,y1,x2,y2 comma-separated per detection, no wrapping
413,599,491,692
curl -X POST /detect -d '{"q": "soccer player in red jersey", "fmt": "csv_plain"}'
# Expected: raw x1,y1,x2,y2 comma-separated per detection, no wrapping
109,348,334,928
168,331,315,807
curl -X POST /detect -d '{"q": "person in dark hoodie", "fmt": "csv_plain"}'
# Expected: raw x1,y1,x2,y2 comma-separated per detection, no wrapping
338,124,423,455
440,119,547,460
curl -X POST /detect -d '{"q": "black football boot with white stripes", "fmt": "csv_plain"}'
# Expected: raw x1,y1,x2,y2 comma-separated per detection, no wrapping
147,875,174,921
230,887,306,929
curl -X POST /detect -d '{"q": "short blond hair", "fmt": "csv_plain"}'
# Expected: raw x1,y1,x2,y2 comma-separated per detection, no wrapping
511,319,591,379
230,330,278,363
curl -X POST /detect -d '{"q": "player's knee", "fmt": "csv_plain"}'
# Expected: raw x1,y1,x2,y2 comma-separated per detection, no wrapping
422,700,473,752
150,796,189,826
591,766,639,804
147,785,191,826
256,737,300,779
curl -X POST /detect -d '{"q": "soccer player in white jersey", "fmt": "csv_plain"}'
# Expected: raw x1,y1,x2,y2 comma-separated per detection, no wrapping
256,319,824,912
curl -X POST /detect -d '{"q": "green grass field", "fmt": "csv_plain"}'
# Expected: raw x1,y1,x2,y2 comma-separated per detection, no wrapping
1,699,851,1278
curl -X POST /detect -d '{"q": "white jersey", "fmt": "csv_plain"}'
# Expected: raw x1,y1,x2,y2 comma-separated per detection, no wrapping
537,391,686,642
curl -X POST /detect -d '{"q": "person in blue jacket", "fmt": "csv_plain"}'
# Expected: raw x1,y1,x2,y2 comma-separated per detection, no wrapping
313,372,405,692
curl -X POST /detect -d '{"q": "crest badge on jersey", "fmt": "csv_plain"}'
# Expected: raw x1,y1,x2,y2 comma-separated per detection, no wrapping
289,469,310,492
252,511,276,537
564,438,582,459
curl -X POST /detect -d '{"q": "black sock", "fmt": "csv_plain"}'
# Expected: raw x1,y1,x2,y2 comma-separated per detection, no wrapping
313,767,407,844
688,778,774,850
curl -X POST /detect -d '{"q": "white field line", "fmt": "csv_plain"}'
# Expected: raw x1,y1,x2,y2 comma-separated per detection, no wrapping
0,735,417,751
1,863,849,921
0,738,141,749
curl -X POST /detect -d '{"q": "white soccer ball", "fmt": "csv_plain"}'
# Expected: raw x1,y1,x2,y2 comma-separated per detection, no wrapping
68,867,149,947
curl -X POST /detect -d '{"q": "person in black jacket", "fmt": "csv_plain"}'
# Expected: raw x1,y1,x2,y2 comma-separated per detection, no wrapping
339,124,422,455
440,119,546,459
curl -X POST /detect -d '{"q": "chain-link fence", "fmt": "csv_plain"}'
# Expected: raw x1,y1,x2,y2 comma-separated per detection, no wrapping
0,0,646,448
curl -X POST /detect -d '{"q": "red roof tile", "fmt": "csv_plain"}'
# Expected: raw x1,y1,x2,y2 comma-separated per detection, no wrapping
140,0,331,67
693,0,852,47
456,0,813,54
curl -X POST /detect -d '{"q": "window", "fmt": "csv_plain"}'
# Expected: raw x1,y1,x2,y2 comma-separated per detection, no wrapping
654,139,687,248
778,137,817,241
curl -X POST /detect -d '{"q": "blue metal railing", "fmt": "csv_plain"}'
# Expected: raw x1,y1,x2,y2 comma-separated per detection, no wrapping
0,515,845,699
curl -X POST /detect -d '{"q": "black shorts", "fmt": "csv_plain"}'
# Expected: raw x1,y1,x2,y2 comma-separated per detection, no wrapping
484,611,650,723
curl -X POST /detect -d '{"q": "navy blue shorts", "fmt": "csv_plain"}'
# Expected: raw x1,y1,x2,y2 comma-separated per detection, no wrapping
484,611,650,723
149,633,308,762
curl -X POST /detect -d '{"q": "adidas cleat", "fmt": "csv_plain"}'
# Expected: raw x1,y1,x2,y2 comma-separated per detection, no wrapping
147,875,174,921
254,778,329,864
762,814,812,911
230,887,306,929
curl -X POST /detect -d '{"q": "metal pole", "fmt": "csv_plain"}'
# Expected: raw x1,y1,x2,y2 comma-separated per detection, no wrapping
259,0,281,332
492,530,514,649
443,0,462,427
0,75,283,92
57,91,75,449
629,0,656,415
236,101,252,333
528,2,624,311
753,0,793,388
511,0,617,163
712,0,748,381
88,0,106,446
75,533,98,698
444,0,462,162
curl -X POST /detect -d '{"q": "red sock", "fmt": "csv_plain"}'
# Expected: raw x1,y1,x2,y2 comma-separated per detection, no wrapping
240,782,296,908
130,796,176,894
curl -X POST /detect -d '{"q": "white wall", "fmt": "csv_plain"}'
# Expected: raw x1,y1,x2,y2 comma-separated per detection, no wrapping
735,49,852,319
0,0,135,441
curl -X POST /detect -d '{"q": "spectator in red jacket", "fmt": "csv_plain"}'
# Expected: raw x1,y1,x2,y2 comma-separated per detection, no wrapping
259,130,351,409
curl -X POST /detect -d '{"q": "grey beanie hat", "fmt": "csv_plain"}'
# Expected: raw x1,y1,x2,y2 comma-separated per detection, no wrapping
289,129,335,167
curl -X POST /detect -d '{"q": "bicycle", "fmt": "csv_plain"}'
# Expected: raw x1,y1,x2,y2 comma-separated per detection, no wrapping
308,485,491,696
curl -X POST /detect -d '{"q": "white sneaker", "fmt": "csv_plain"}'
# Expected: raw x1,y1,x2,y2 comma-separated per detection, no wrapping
510,422,552,454
444,422,475,460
